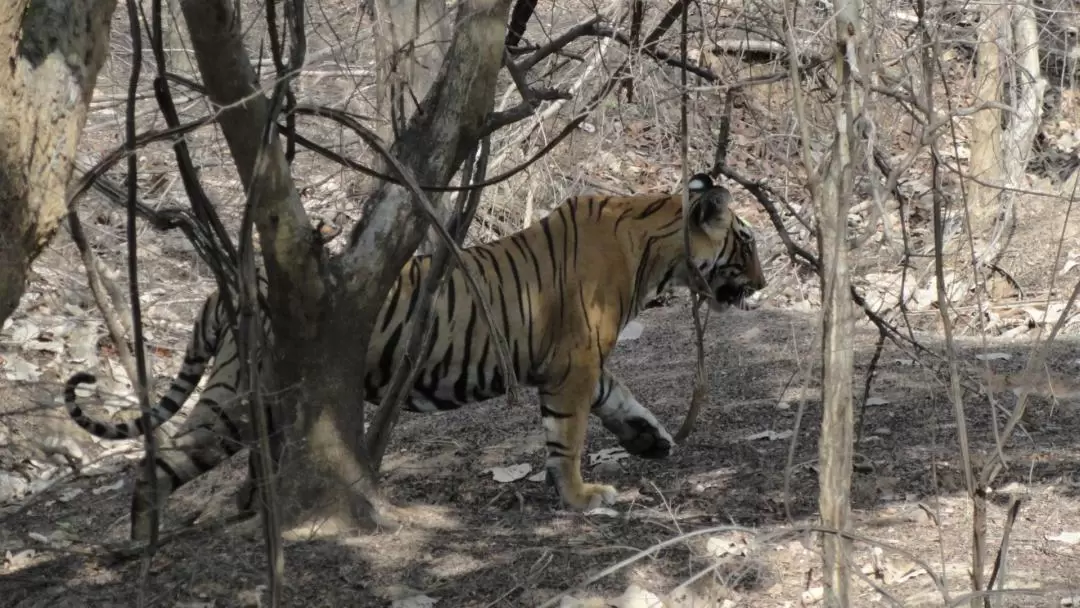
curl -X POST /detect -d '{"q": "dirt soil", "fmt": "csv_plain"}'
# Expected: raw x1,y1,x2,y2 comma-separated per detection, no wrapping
3,296,1080,607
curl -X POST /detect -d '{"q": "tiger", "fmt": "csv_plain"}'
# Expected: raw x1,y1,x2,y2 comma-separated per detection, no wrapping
64,173,766,540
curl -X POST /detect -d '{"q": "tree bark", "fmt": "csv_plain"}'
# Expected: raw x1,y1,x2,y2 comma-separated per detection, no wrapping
178,0,511,536
817,1,861,605
370,0,453,254
966,2,1007,261
372,0,451,137
0,0,117,326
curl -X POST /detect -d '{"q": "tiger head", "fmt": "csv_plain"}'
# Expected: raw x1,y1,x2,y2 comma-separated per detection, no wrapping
682,173,766,311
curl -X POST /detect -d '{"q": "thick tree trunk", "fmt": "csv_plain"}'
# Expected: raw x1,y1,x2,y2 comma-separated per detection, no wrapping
178,0,510,536
0,0,117,326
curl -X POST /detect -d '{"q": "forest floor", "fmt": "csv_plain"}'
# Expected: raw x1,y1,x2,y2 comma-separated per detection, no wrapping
3,295,1080,607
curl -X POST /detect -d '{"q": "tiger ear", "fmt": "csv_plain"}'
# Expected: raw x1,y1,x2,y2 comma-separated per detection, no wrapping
687,176,730,229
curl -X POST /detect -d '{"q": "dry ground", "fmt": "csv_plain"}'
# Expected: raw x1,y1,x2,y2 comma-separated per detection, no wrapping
3,295,1080,607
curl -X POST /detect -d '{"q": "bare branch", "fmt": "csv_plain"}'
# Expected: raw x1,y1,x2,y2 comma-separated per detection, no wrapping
120,0,161,587
67,210,138,385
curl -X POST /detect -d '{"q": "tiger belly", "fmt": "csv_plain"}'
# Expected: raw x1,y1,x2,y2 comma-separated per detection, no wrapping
366,358,512,414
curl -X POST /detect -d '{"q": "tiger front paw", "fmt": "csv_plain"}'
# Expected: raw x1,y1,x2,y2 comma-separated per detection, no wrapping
567,483,618,510
548,467,618,509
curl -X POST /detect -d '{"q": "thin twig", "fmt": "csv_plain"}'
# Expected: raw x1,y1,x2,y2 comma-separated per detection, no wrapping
855,327,886,446
673,0,710,443
918,1,985,602
985,496,1022,604
67,210,138,385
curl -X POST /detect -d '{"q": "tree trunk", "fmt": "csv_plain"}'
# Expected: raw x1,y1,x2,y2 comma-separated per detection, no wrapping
178,0,511,537
966,3,1007,260
0,0,117,326
370,0,453,254
372,0,451,137
817,1,861,605
978,1,1046,267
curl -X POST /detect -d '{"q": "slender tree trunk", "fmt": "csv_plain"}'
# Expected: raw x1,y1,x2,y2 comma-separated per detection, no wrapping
967,2,1007,262
817,0,861,605
0,0,117,326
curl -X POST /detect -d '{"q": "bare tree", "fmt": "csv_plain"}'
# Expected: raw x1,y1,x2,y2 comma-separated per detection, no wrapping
966,0,1047,267
0,0,117,327
784,0,861,603
176,0,511,536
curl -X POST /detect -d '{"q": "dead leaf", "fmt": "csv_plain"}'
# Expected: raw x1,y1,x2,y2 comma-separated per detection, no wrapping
24,339,63,354
487,464,531,483
617,320,645,342
3,549,36,572
706,533,748,558
864,396,890,406
1060,256,1079,276
391,595,438,608
4,320,39,345
2,355,41,382
1046,531,1080,545
612,584,663,608
92,479,126,495
67,323,100,368
801,587,824,604
57,488,83,503
975,352,1011,361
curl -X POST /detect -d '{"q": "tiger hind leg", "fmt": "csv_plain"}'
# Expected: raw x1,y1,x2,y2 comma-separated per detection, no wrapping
591,368,673,459
129,422,249,540
539,366,617,510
